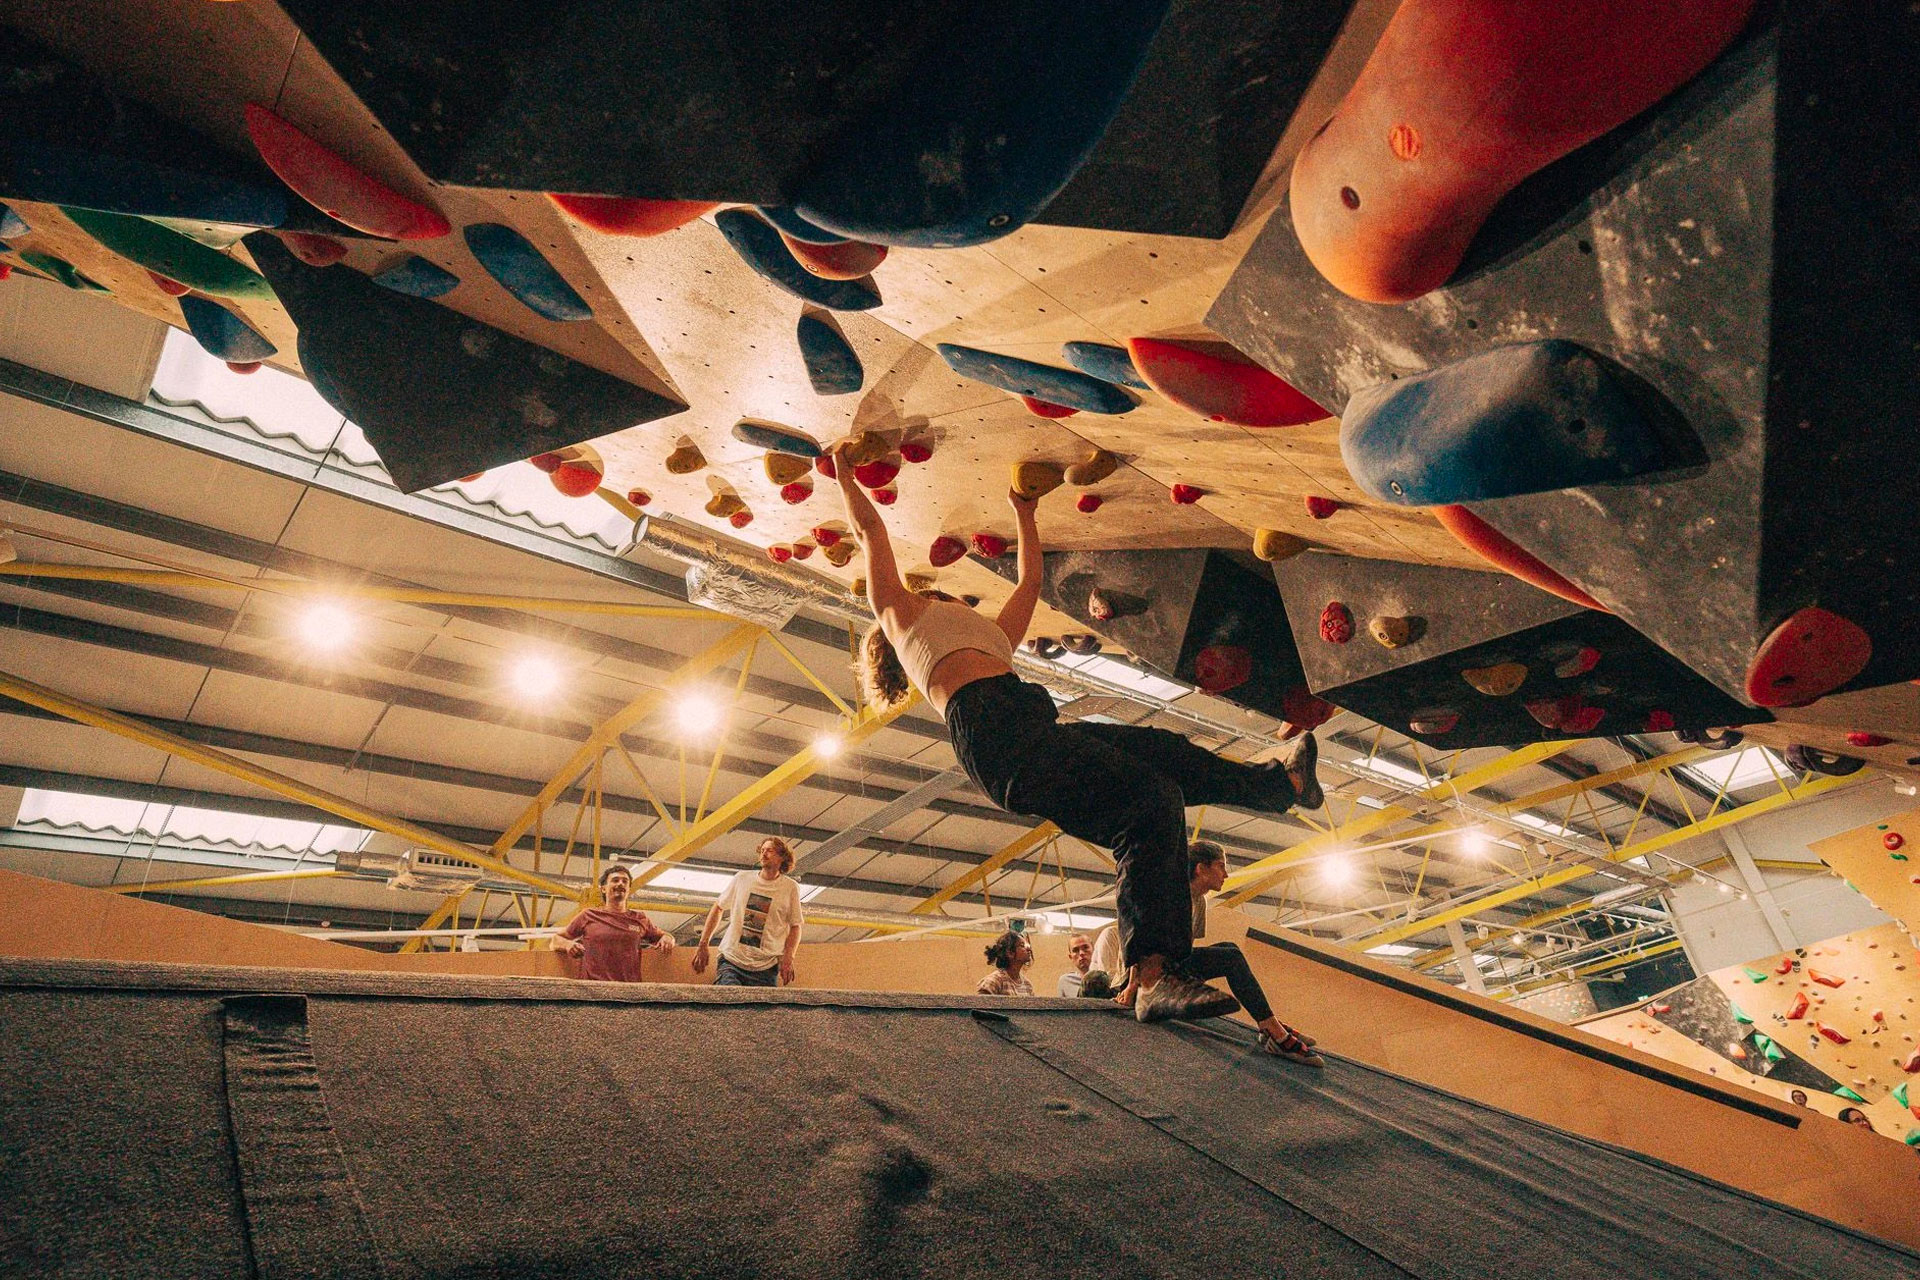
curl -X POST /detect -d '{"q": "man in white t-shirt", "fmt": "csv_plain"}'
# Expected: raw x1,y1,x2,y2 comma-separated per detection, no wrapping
691,837,805,987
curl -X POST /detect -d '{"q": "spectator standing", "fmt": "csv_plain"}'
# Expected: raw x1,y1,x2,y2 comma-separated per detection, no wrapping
551,864,672,982
691,838,805,987
978,929,1036,996
1058,933,1095,996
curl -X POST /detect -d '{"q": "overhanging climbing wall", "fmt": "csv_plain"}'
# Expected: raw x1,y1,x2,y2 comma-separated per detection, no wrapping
0,958,1914,1279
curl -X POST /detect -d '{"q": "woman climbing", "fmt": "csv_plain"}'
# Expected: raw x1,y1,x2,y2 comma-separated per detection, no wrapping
835,449,1324,1024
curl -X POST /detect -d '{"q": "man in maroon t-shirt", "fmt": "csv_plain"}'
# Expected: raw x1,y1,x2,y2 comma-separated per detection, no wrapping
552,864,673,982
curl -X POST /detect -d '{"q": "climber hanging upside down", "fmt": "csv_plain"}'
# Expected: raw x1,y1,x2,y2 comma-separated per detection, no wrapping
834,443,1325,1026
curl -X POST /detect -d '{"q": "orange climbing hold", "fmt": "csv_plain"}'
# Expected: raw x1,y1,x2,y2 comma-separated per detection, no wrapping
814,453,837,479
1901,1046,1920,1073
790,542,815,561
767,544,793,563
1433,505,1607,611
1809,970,1844,989
245,104,450,241
1786,991,1809,1020
226,361,262,374
551,461,602,497
1816,1023,1850,1046
1847,731,1891,747
1289,0,1756,302
548,194,716,236
1020,395,1078,419
811,527,843,548
1126,337,1327,427
626,489,651,507
1773,956,1793,975
529,453,564,474
781,234,887,281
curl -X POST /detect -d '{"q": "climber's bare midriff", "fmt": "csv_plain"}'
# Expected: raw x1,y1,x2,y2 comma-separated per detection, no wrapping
926,650,1015,718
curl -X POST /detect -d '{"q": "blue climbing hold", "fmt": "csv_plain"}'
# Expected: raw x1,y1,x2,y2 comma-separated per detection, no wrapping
936,343,1137,415
759,207,848,246
714,209,881,312
797,314,863,396
0,204,28,239
373,255,461,300
463,223,592,321
1062,340,1149,389
731,419,823,458
1341,340,1677,506
791,1,1172,247
179,295,276,363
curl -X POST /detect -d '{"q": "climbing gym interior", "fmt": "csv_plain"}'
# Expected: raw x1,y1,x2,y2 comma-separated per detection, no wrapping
1,2,1917,1276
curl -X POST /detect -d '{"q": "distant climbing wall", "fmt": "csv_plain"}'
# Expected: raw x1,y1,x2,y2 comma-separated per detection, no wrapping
1810,808,1920,936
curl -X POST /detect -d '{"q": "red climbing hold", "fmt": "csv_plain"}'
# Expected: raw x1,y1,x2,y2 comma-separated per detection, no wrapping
1774,956,1793,975
1885,831,1906,851
1809,970,1844,989
1319,601,1354,645
853,459,900,490
225,361,262,375
1193,645,1254,694
1744,606,1873,708
1076,493,1102,514
900,440,934,464
1786,991,1809,1020
548,194,716,237
1088,589,1120,622
551,461,602,497
872,487,898,506
1901,1046,1920,1073
278,231,349,267
790,542,815,560
1816,1023,1850,1046
1525,695,1602,733
1171,483,1205,505
626,489,651,507
929,536,966,568
1643,709,1674,733
782,234,888,281
780,481,812,505
815,453,837,479
0,263,11,281
1650,1003,1672,1015
729,508,754,528
1125,337,1328,427
1433,504,1606,611
1304,495,1340,520
1408,710,1460,736
529,453,564,474
1555,647,1601,678
812,527,842,548
458,474,486,485
245,104,450,241
971,533,1009,559
1281,686,1336,735
1847,731,1891,748
1020,395,1079,419
767,544,793,563
147,270,189,297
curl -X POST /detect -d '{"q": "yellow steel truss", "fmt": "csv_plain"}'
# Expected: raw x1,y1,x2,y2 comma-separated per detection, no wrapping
911,822,1060,916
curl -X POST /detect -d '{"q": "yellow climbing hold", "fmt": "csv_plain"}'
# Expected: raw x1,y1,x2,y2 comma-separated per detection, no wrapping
1063,448,1118,486
1462,662,1527,697
704,492,745,519
1011,460,1066,500
665,442,707,474
1369,616,1414,648
764,453,810,485
1252,529,1308,563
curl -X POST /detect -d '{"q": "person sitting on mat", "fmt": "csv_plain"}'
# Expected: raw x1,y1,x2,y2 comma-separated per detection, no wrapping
551,863,672,982
977,929,1036,996
836,448,1323,1025
1058,932,1095,997
1179,841,1322,1065
691,837,804,987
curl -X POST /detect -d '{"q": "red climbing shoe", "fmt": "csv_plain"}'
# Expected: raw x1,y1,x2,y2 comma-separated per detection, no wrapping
1258,1027,1325,1067
1136,973,1240,1024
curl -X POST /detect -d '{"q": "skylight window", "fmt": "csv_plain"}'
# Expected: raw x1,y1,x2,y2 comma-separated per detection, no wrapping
1350,756,1444,788
1680,747,1788,794
1512,812,1577,838
1365,942,1422,958
1037,909,1116,931
1053,651,1189,702
14,789,368,857
650,864,823,901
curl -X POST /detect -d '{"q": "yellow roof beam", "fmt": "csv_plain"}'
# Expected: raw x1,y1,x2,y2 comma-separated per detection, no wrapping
912,822,1060,915
104,867,344,895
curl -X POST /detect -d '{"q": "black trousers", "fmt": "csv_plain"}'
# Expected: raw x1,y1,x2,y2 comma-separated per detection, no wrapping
1177,942,1273,1023
946,675,1294,969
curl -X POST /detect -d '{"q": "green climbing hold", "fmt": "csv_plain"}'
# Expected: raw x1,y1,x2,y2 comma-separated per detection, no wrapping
1731,1002,1753,1025
1754,1034,1783,1063
62,207,274,301
1893,1082,1910,1109
19,250,105,291
1905,1129,1920,1148
1742,966,1769,983
1833,1085,1867,1103
1891,852,1910,861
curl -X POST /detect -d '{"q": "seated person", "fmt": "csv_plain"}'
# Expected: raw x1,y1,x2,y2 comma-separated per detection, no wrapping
691,837,805,987
1058,932,1095,996
977,929,1035,996
1139,841,1324,1066
551,864,672,982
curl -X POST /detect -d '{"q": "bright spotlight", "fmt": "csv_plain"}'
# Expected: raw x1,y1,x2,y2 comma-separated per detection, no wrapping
1321,853,1355,889
1716,880,1734,894
813,731,844,759
1459,827,1491,859
509,654,562,700
675,691,721,734
295,601,355,653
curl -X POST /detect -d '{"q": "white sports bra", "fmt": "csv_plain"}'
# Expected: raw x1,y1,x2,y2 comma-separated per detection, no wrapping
893,600,1014,701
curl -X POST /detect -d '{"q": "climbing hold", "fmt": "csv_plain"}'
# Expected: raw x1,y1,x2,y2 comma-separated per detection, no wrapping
1304,495,1340,520
372,254,460,299
929,536,966,568
822,541,857,568
1816,1023,1851,1046
839,432,891,467
759,207,847,245
1525,694,1604,734
277,231,347,267
937,344,1137,415
227,361,261,375
1026,637,1066,660
850,577,867,598
1020,395,1078,419
1060,635,1102,656
1643,709,1675,733
767,544,794,563
797,315,864,396
903,574,937,595
146,270,188,297
1288,0,1756,303
1408,709,1460,737
1785,994,1808,1024
0,204,29,238
626,489,651,507
1727,1044,1748,1061
1088,589,1144,623
665,443,707,474
1193,646,1253,694
705,493,745,520
872,487,898,506
1171,484,1205,505
1809,970,1845,989
1369,616,1414,649
1127,337,1327,427
1731,1003,1753,1025
1433,505,1607,611
19,252,92,290
1319,601,1354,645
1554,647,1601,679
971,533,1009,560
1650,1003,1672,1015
1062,341,1149,390
1343,341,1679,505
0,264,13,281
780,481,813,505
1064,449,1119,487
1076,494,1102,514
1280,686,1337,735
63,207,275,301
714,209,881,311
1896,1083,1911,1108
529,453,564,474
790,541,815,561
178,295,275,363
1741,967,1770,984
244,104,449,240
1744,607,1873,707
1759,1036,1784,1064
853,458,901,490
729,509,754,529
1885,831,1906,851
782,234,888,281
1252,529,1309,563
548,194,715,236
1847,731,1892,748
1872,1009,1886,1023
1011,461,1066,500
764,453,811,486
811,527,843,548
1774,956,1793,975
464,224,592,322
1833,1086,1867,1103
726,422,823,462
900,440,934,465
550,460,602,497
1462,663,1527,697
1901,1046,1920,1074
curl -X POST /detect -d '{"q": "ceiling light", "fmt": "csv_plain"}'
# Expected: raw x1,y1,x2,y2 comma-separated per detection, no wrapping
1321,853,1354,890
294,601,355,653
675,691,721,734
509,654,562,700
1459,827,1491,858
813,731,844,759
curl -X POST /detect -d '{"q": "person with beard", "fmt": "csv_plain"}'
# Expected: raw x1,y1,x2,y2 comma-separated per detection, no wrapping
551,863,673,982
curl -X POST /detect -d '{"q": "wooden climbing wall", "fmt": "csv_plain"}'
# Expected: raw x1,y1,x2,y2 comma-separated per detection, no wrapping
1809,807,1920,937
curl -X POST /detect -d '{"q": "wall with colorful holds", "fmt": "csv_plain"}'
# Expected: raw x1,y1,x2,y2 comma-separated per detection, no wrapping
1809,804,1920,937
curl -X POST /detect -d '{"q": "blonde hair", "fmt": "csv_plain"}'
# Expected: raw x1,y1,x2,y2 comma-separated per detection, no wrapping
857,622,913,712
